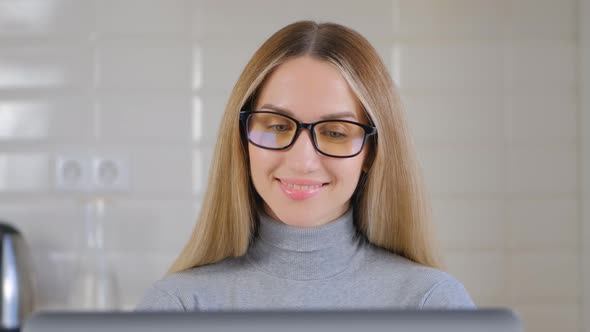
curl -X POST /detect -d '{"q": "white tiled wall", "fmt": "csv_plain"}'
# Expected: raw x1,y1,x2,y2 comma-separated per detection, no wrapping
0,1,586,331
581,0,590,331
393,1,583,331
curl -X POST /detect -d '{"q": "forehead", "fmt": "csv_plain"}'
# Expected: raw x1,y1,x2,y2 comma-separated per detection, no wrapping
254,56,364,121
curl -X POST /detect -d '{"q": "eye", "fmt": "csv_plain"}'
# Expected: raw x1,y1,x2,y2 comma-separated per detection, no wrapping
269,124,292,132
323,131,347,138
326,131,346,138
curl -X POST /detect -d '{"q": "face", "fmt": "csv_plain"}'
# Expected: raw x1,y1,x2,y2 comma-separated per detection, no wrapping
248,56,369,227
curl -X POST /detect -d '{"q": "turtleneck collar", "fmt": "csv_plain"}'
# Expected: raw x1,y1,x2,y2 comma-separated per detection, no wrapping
245,208,363,281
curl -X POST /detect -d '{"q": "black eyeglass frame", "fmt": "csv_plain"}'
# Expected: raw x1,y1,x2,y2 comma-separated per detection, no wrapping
239,110,377,158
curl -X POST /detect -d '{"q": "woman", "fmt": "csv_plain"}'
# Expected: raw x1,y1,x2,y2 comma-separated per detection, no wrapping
138,21,474,311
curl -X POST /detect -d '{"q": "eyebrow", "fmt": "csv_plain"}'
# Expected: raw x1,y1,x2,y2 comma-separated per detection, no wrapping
259,103,357,120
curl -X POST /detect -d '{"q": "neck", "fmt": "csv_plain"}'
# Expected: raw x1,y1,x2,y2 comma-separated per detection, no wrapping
262,204,351,228
246,208,362,280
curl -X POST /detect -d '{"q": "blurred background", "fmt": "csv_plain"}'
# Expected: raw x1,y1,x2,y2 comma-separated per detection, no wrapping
0,0,588,331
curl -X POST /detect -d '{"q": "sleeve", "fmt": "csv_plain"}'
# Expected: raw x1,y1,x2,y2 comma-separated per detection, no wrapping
135,285,187,311
419,277,476,309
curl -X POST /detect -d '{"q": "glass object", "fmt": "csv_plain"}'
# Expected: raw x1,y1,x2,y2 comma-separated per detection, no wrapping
69,198,119,310
240,111,377,158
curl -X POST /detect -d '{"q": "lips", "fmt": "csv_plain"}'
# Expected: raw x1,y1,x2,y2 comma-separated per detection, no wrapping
276,178,328,201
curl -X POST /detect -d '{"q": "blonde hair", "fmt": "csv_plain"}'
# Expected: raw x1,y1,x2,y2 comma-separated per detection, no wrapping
168,21,443,274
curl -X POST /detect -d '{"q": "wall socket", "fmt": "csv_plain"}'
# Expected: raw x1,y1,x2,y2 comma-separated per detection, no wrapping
55,154,130,192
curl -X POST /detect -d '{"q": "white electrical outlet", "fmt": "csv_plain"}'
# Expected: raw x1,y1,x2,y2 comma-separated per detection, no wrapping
91,155,130,191
55,154,91,191
55,153,130,192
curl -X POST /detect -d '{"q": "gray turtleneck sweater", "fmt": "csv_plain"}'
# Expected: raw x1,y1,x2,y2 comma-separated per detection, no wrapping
137,209,475,311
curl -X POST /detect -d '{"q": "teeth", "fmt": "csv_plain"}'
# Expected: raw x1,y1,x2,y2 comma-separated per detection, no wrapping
283,182,323,190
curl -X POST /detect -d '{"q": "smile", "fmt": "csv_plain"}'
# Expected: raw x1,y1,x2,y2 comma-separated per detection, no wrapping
276,178,329,201
283,183,323,190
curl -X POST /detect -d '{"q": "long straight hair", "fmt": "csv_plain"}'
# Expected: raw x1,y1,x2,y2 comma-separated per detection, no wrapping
168,21,443,274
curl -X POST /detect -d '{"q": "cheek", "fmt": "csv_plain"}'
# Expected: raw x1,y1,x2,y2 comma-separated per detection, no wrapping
328,155,366,188
248,146,263,181
248,145,278,186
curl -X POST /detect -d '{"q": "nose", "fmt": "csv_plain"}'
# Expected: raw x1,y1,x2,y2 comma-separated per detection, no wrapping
285,128,321,171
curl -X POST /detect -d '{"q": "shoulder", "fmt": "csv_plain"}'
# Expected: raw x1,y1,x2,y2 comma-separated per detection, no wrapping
418,273,475,309
360,242,476,309
136,256,250,311
135,280,186,311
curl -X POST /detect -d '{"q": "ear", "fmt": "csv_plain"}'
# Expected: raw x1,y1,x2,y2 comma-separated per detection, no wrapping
361,152,374,173
361,135,375,174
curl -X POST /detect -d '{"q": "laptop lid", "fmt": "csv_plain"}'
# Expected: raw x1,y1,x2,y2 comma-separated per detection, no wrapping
23,309,522,332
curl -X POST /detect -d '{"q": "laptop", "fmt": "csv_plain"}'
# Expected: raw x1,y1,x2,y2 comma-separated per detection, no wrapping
23,309,522,332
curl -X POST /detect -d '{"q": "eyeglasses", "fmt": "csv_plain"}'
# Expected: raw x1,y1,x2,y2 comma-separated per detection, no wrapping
239,111,377,158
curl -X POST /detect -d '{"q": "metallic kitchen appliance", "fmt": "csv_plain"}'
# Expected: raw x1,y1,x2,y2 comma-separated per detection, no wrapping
0,223,34,332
